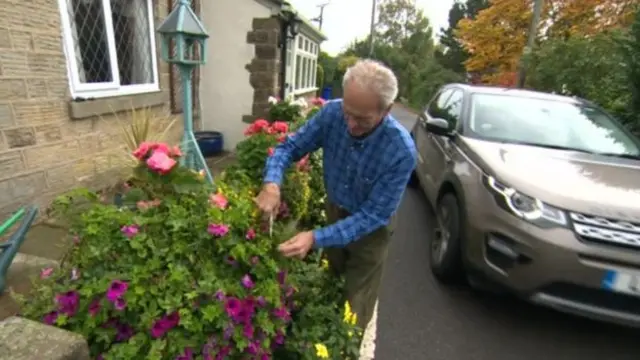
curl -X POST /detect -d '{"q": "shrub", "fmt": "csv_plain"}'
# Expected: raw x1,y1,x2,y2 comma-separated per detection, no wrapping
267,96,305,123
18,141,361,359
231,119,311,222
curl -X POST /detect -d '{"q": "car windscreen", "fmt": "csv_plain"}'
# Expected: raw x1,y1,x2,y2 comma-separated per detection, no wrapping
467,93,640,156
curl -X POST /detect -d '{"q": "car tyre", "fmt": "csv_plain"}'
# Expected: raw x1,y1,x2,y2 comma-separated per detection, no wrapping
429,193,465,283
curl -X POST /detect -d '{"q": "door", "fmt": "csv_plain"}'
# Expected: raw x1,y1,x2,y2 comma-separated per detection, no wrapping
284,39,295,97
415,89,453,189
419,89,464,202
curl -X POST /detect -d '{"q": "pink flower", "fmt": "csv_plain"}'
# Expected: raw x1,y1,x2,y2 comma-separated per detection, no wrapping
106,280,128,302
224,297,242,318
55,290,80,316
43,311,58,325
137,199,161,211
150,312,180,339
40,267,54,279
207,223,229,237
267,147,275,156
273,305,290,321
271,121,288,133
114,298,127,311
241,274,255,289
209,193,228,209
121,225,139,238
132,142,153,160
277,270,287,285
176,348,194,360
296,154,310,172
243,323,255,339
146,150,177,174
115,324,134,342
245,228,256,240
171,146,183,157
88,300,101,317
153,143,171,155
311,97,327,106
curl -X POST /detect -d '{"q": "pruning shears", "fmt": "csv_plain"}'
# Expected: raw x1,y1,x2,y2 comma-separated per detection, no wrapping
269,213,274,238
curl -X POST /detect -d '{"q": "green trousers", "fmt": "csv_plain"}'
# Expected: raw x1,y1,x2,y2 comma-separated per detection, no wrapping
323,203,393,330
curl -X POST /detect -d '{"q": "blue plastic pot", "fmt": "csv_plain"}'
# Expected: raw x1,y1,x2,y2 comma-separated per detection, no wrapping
321,86,333,100
195,131,224,157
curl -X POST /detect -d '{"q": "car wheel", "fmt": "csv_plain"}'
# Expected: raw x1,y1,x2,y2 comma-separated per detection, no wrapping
429,193,465,283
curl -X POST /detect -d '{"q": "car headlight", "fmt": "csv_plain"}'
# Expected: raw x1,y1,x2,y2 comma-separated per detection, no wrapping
485,175,567,227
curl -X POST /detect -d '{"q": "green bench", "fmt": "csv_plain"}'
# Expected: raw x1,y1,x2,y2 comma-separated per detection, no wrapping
0,206,38,294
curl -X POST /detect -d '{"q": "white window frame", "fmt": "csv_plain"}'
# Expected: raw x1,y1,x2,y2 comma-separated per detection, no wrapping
288,33,319,96
57,0,160,99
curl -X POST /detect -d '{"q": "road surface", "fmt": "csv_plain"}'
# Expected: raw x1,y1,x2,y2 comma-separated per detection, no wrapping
373,105,640,360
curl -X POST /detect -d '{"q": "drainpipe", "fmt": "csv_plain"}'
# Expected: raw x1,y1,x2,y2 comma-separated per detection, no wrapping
279,19,288,100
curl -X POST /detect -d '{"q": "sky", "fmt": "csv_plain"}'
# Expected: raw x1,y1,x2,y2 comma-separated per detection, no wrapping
287,0,455,55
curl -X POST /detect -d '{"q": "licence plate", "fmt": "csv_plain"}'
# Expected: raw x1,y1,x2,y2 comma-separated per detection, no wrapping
602,270,640,297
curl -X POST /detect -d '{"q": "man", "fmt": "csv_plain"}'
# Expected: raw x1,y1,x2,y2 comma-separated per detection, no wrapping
255,59,417,330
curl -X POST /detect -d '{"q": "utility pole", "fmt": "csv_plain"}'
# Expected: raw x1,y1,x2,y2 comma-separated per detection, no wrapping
312,2,330,31
368,0,377,57
516,0,544,88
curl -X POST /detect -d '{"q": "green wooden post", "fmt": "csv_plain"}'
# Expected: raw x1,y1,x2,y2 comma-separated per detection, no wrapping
157,0,213,184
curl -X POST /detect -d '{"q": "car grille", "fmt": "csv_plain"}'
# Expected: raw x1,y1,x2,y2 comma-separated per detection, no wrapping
570,212,640,250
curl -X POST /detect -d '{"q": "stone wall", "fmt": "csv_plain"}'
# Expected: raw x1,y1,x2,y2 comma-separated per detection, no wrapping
0,317,90,360
0,0,183,221
244,16,282,122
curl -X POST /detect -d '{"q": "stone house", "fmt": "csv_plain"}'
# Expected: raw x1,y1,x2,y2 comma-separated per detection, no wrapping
0,0,324,222
200,0,327,150
0,0,189,221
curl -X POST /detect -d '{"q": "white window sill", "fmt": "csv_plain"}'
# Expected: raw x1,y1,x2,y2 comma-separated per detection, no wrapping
292,87,318,96
69,90,165,120
70,84,161,101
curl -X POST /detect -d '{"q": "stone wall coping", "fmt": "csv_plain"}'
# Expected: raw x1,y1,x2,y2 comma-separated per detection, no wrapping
0,316,90,360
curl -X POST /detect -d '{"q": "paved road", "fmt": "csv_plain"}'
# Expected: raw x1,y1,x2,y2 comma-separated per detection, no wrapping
374,105,640,360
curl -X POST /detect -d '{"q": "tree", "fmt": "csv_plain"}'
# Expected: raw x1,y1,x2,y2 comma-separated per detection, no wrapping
437,0,490,74
546,0,637,39
376,0,433,48
457,0,637,85
619,7,640,123
339,0,463,108
456,0,532,84
528,33,629,118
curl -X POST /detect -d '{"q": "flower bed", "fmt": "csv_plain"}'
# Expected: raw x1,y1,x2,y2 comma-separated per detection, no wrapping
18,108,360,359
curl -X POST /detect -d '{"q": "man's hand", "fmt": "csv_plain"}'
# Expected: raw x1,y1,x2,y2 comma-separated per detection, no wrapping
278,231,315,259
255,183,281,216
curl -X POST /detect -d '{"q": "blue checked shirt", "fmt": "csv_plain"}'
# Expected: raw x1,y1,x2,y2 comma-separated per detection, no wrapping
264,99,417,248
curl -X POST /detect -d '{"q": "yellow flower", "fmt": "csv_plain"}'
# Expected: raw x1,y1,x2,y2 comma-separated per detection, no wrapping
348,330,353,337
314,343,329,358
321,259,329,270
343,301,357,325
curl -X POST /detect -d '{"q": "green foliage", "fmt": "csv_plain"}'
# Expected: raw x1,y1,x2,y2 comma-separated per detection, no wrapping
619,7,640,128
342,0,464,109
316,64,325,90
527,29,640,132
267,97,305,123
436,0,490,74
19,140,360,359
231,119,311,222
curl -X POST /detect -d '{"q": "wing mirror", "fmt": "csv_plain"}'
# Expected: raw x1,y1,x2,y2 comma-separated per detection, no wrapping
425,117,452,137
